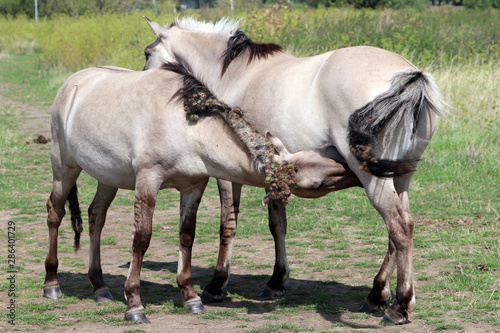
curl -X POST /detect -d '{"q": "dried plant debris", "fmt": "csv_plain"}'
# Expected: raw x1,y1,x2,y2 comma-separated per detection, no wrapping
30,135,51,144
185,90,295,204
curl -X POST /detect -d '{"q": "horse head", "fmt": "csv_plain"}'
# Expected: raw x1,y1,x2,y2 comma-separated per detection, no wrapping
266,133,355,200
143,17,175,70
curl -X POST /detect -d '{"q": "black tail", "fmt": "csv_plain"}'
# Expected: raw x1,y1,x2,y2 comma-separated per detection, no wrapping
348,70,445,177
67,184,83,251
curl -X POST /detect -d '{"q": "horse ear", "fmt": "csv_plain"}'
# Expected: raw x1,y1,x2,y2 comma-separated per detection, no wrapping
266,132,290,156
144,16,167,38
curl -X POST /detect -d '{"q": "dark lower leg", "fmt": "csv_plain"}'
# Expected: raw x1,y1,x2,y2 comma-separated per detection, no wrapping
88,184,117,298
44,195,64,289
203,180,239,301
124,192,155,319
177,185,206,314
260,199,288,298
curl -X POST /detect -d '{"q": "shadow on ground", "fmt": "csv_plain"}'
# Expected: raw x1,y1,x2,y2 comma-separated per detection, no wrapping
54,260,380,329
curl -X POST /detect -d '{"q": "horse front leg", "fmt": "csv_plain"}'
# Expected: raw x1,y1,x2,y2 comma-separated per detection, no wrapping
43,167,81,300
177,180,208,314
258,197,289,299
201,180,241,303
363,176,414,325
123,180,159,323
88,182,117,302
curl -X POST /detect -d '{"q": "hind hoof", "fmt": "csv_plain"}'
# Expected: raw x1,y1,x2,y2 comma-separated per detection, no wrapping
184,300,206,314
125,309,150,323
43,285,63,300
360,297,390,313
200,289,225,303
257,285,285,300
93,287,114,302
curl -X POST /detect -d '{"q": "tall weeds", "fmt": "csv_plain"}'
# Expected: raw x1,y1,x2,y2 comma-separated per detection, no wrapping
0,15,39,55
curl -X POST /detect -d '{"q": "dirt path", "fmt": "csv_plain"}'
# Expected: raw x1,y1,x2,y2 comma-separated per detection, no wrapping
0,82,51,139
1,80,497,333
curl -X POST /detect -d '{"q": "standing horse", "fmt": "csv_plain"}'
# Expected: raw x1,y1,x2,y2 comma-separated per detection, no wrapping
143,17,446,324
44,63,352,323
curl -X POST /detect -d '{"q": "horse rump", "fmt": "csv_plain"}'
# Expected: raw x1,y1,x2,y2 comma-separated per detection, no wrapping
348,70,445,177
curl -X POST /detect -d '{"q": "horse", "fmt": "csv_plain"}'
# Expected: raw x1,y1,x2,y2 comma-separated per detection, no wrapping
43,62,354,323
142,17,446,324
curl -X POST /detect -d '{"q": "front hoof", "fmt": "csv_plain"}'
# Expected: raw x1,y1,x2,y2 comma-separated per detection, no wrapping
380,313,410,325
43,285,63,300
125,309,150,323
93,287,114,303
379,306,410,325
184,300,206,314
200,289,225,303
257,285,286,300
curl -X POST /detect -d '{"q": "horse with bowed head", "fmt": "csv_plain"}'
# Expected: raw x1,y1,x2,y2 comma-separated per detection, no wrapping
143,16,446,324
43,62,351,323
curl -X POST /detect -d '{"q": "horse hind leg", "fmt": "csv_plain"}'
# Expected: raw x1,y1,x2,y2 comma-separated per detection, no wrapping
360,239,396,313
43,167,82,299
362,175,414,325
88,182,118,302
201,180,241,303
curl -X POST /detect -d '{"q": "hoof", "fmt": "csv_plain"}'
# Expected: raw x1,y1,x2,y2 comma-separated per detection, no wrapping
200,289,225,303
184,300,206,314
380,313,410,325
256,285,286,300
125,309,150,323
43,285,63,300
360,298,390,313
379,305,411,325
93,287,114,303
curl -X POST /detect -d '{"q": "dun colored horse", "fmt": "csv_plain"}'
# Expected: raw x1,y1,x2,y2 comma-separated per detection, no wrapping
44,63,352,323
143,17,446,324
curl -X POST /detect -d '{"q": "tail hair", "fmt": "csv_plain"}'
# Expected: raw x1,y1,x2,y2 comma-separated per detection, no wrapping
348,70,446,177
67,184,83,251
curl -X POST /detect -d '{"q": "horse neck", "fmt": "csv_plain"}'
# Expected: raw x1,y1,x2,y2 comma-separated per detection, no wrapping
217,52,292,105
172,29,228,94
172,28,288,104
185,91,294,202
186,91,273,173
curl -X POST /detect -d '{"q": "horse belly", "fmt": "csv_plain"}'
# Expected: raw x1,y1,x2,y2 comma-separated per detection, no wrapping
68,139,137,189
64,105,138,189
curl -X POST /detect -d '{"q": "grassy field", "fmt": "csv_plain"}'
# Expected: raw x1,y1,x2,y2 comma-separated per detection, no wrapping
1,6,499,71
0,5,499,333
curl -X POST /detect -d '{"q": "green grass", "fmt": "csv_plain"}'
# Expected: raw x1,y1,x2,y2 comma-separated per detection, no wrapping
200,308,252,321
245,322,314,333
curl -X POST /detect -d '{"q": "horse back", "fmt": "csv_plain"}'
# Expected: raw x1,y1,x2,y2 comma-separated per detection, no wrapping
50,67,183,188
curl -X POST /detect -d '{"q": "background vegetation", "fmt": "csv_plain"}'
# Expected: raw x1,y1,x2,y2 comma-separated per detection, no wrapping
1,5,499,72
0,2,498,331
1,0,499,19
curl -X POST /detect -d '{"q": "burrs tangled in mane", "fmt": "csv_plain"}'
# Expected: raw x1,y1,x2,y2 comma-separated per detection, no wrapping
162,62,295,203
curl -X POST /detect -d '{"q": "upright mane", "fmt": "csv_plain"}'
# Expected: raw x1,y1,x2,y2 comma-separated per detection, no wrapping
174,17,240,37
173,17,282,78
161,61,295,203
221,30,283,77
